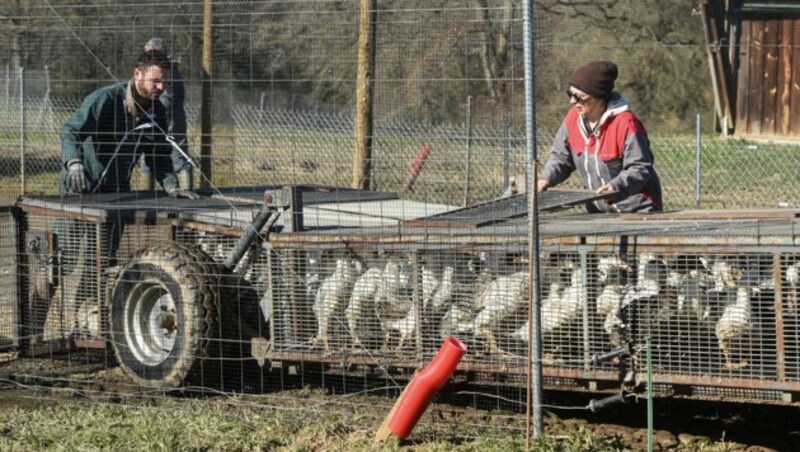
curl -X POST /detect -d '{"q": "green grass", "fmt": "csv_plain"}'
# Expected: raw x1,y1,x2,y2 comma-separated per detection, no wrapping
0,397,514,451
2,129,799,209
0,394,738,451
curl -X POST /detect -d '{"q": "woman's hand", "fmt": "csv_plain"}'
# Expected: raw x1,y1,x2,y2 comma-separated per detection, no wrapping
595,183,615,194
536,179,550,192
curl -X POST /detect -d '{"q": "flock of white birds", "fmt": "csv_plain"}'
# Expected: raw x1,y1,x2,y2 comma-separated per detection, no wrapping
593,252,793,370
305,252,594,358
278,248,798,368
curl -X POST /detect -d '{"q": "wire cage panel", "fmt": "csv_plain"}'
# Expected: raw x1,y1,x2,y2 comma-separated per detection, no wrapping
261,221,800,404
19,214,104,345
10,190,800,404
0,210,19,349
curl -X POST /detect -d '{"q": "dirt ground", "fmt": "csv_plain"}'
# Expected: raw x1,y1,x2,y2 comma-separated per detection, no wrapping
0,353,797,451
542,394,800,451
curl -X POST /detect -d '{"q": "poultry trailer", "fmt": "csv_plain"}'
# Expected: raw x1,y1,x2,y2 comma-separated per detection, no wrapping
7,185,800,405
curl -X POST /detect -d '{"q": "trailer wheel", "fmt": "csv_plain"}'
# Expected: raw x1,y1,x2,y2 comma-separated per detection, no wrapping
110,244,222,388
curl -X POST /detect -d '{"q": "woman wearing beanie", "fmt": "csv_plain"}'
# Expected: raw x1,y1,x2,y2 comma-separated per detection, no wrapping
537,61,663,213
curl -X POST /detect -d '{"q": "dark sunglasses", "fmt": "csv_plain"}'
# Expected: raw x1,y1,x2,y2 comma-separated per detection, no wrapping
566,89,591,104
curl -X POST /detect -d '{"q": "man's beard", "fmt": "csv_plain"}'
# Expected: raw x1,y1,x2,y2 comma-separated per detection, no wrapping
135,83,158,104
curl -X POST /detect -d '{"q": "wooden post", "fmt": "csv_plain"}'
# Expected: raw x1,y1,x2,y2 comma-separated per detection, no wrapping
700,0,734,134
200,0,213,188
19,67,25,196
353,0,376,190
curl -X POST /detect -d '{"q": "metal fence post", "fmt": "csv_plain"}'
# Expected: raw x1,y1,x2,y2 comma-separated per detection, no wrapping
20,67,25,196
462,95,472,207
503,115,510,191
646,336,654,452
522,0,543,442
200,0,214,189
696,114,702,209
35,65,51,129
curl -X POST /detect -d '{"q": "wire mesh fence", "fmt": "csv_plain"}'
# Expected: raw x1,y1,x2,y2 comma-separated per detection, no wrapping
2,0,800,443
5,95,800,210
2,1,800,209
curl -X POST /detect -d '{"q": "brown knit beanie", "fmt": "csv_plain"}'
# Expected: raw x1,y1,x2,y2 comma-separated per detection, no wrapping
568,61,618,99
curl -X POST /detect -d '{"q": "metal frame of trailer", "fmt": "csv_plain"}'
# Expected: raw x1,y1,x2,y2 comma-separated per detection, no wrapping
10,186,800,403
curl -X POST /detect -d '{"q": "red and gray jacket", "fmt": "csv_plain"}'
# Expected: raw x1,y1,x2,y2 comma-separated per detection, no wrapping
541,94,663,213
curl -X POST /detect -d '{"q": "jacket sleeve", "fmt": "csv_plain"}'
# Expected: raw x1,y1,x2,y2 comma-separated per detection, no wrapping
148,106,179,191
540,121,576,187
608,119,655,197
61,90,104,169
152,139,179,191
162,67,192,173
169,68,186,138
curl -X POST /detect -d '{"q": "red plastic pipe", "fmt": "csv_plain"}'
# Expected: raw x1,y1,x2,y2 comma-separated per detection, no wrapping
387,336,467,439
404,143,432,191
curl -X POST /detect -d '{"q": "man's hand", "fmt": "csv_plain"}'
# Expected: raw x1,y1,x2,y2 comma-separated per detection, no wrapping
536,179,550,192
167,187,201,199
66,162,88,193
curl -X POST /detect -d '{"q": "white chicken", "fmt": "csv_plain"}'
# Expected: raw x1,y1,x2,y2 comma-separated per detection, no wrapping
439,301,475,341
541,262,583,335
511,320,529,344
385,265,456,351
310,257,359,353
622,254,675,323
596,255,631,317
374,255,414,351
785,261,799,313
384,304,420,351
594,255,632,348
472,270,530,356
197,231,227,262
304,254,323,299
676,269,714,321
440,255,493,341
628,254,664,299
421,264,442,310
602,305,628,349
423,265,456,319
512,257,582,346
511,280,564,344
715,285,752,369
345,266,384,350
708,256,743,293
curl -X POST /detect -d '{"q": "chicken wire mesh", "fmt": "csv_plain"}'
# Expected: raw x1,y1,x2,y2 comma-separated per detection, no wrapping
2,2,800,209
0,211,18,350
2,0,800,436
6,193,800,412
250,237,800,402
6,94,800,210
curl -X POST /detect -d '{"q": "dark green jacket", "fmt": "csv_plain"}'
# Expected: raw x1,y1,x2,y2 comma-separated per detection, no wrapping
160,66,193,172
60,80,178,194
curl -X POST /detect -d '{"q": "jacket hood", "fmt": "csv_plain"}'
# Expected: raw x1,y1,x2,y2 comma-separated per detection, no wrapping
598,92,630,126
575,92,631,139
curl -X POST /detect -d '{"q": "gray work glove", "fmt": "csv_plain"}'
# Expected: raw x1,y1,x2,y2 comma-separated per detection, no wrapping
66,162,88,193
167,187,201,199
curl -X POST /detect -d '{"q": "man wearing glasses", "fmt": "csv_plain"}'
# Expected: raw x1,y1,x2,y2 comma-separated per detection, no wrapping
143,38,195,190
537,60,663,213
60,49,196,198
50,50,199,338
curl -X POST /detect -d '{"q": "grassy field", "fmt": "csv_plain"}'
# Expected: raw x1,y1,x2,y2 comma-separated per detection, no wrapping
0,386,748,452
2,126,800,211
1,127,794,450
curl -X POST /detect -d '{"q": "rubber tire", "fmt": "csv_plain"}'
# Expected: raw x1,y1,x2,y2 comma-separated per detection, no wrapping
110,243,222,388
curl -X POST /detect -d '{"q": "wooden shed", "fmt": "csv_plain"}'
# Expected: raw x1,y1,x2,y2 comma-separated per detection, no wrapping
702,0,800,137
